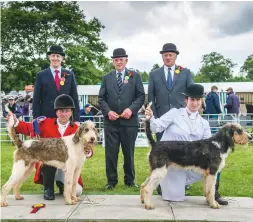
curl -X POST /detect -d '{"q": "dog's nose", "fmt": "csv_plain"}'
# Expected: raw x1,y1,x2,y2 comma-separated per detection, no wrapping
90,137,95,142
248,135,252,140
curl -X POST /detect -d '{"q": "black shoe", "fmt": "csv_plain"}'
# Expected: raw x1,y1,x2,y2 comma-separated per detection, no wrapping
185,185,190,190
105,184,116,190
156,185,162,196
56,181,64,195
125,183,139,188
44,188,55,200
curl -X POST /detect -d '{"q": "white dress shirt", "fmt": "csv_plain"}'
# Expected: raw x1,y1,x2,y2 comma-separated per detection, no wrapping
50,66,62,79
164,64,176,81
57,119,70,136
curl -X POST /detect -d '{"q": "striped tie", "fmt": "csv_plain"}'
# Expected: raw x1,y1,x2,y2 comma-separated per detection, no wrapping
117,72,123,92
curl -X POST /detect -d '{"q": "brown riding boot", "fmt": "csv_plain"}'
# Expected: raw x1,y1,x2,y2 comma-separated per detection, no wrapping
215,181,228,205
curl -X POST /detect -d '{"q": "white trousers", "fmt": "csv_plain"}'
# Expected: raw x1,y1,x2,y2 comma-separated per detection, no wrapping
55,169,83,197
160,167,202,201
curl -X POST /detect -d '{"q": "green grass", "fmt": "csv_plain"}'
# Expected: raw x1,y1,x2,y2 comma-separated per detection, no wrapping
1,143,253,196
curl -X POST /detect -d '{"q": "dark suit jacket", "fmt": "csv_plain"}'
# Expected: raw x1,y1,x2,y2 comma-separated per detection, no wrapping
148,66,193,118
32,68,80,121
98,69,145,126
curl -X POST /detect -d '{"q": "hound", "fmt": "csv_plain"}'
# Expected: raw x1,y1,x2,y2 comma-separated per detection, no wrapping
140,120,251,209
0,114,97,207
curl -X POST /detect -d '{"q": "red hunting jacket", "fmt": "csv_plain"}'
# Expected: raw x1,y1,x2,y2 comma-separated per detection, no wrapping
15,118,85,186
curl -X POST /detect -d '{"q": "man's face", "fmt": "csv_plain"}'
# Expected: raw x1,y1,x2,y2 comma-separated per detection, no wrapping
112,57,128,72
56,108,72,124
85,106,91,113
8,99,15,105
185,97,202,112
48,53,64,69
162,52,177,67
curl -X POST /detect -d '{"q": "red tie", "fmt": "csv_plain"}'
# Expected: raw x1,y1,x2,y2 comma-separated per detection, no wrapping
54,70,60,91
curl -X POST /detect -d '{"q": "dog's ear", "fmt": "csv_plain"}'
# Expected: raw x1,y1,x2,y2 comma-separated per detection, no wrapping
72,127,80,144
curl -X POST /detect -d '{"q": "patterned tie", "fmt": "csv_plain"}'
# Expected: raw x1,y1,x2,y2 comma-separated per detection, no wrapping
117,72,123,92
167,67,172,89
55,70,60,91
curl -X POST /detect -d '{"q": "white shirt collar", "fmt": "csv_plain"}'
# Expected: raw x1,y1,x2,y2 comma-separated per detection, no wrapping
164,64,176,72
50,66,62,77
57,119,70,128
185,107,199,120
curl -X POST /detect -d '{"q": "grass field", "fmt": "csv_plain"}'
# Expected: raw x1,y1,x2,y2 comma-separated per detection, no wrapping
1,143,253,197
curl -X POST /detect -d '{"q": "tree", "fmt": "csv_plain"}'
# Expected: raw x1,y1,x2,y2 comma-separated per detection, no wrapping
1,1,108,92
140,71,149,82
199,52,237,82
240,55,253,80
151,64,160,72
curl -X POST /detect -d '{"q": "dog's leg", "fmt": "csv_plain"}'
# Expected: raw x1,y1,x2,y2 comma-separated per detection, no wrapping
13,162,34,200
1,160,27,207
142,165,168,210
140,176,150,204
64,166,76,205
71,167,82,203
206,174,220,209
203,176,207,197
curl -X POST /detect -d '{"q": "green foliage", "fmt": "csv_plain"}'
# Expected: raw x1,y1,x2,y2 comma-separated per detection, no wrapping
1,1,108,92
151,63,160,72
240,55,253,80
199,52,237,82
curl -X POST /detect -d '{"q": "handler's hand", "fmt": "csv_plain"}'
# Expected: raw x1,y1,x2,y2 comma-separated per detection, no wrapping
145,106,153,119
108,111,118,121
121,108,132,119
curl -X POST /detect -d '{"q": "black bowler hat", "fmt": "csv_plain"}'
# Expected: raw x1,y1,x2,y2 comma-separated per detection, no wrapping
54,94,75,109
160,43,179,55
182,84,205,98
47,45,65,56
111,48,128,58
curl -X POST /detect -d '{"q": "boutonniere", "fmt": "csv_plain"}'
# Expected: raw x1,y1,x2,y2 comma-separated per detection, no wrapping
175,65,183,74
60,72,70,86
129,71,134,77
124,79,128,84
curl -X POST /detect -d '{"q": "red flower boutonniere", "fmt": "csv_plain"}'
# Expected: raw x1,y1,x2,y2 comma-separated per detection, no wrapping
60,72,70,86
129,71,134,77
175,65,183,74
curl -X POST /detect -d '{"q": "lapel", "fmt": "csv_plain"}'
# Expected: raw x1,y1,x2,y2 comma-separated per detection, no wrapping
111,71,119,93
120,69,130,95
171,65,179,90
181,108,194,132
160,67,169,90
47,68,58,92
63,125,74,136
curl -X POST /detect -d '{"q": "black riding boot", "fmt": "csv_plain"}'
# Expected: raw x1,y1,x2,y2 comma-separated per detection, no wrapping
41,165,57,200
215,180,228,205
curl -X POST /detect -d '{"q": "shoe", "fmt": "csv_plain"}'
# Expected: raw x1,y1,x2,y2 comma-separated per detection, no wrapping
185,185,190,190
44,188,55,200
156,185,162,196
215,181,228,205
105,184,116,190
56,181,64,195
125,183,139,188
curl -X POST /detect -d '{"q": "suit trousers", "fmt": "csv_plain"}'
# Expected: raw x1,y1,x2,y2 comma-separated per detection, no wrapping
41,165,57,190
104,124,138,185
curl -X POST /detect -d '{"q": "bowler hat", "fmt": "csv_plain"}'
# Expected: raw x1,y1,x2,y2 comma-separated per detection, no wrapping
182,84,204,98
111,48,128,58
47,45,65,56
54,94,75,110
160,43,179,55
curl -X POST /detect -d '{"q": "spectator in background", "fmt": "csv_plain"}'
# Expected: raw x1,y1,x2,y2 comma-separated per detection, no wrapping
239,97,247,116
22,94,32,122
224,87,240,115
80,104,94,122
3,96,23,119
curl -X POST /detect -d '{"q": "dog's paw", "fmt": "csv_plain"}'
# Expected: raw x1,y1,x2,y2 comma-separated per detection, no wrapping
144,204,154,210
15,195,24,200
210,201,220,209
71,196,81,202
1,201,8,207
65,199,76,205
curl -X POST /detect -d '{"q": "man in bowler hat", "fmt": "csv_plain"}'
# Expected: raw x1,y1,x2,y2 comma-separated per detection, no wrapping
148,43,193,141
98,48,145,189
148,43,194,195
32,45,80,199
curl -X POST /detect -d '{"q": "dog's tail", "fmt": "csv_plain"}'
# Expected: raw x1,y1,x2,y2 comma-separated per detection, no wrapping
7,113,23,148
145,120,156,148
